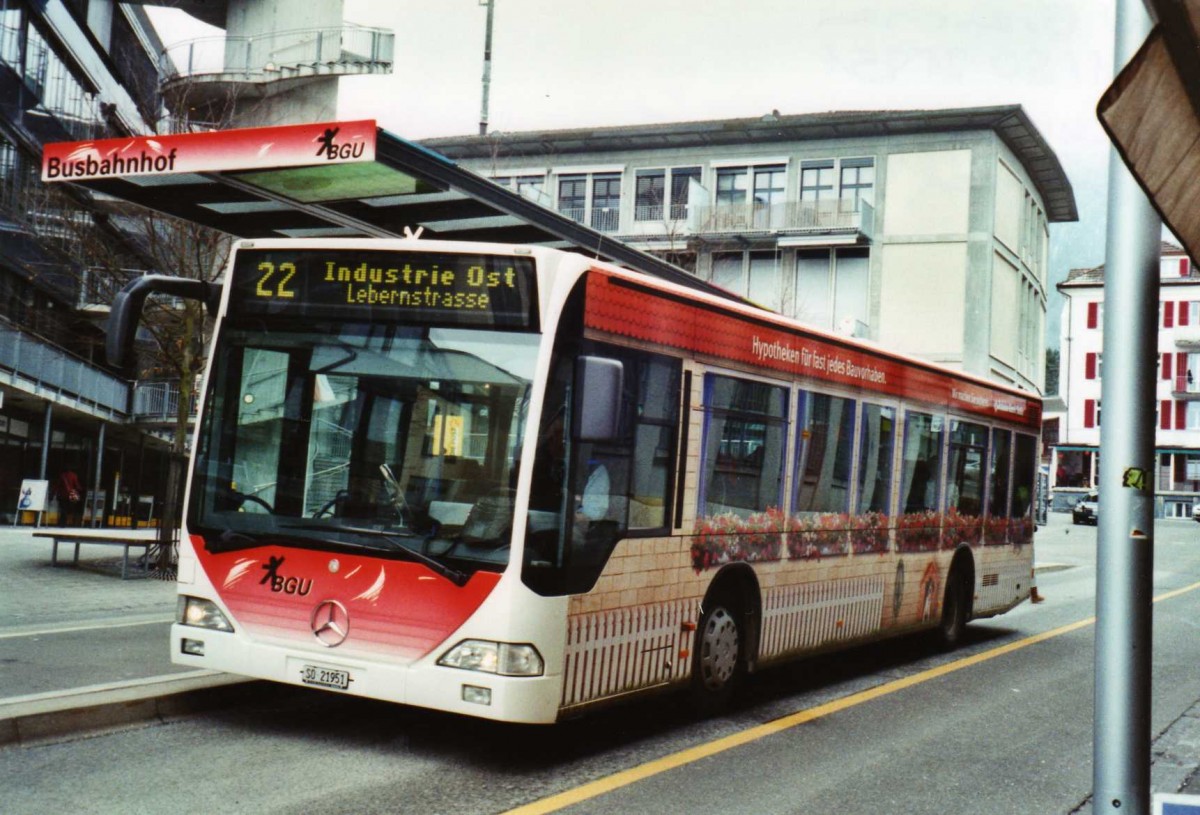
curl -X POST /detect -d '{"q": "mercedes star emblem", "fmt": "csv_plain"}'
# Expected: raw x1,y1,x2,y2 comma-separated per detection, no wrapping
310,599,350,647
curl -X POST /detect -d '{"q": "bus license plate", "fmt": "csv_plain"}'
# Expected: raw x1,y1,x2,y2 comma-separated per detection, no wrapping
301,664,351,690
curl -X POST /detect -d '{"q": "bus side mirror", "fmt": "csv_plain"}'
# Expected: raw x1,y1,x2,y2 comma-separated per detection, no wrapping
106,275,223,370
573,356,623,442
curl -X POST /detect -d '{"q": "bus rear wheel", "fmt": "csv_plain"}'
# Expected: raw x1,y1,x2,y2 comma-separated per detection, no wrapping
690,590,744,712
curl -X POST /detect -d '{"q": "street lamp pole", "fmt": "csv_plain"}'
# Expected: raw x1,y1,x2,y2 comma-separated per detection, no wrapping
479,0,495,136
1094,0,1161,812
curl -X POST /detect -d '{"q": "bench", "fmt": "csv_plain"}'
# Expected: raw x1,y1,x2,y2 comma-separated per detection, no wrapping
32,530,161,579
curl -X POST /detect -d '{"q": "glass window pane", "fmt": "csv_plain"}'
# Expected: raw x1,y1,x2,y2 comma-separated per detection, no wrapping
712,252,745,294
700,376,788,518
669,167,701,219
794,393,855,514
985,429,1014,546
989,429,1012,518
833,249,869,334
635,170,665,221
794,251,832,328
1011,434,1036,544
857,404,895,514
716,168,748,205
748,252,779,310
897,412,943,552
948,420,987,516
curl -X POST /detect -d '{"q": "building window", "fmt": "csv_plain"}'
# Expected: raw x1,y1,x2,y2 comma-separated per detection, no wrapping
752,166,786,228
792,248,869,334
712,251,743,293
839,158,875,212
635,166,701,222
710,251,781,309
1055,449,1094,488
669,167,701,220
800,160,836,203
591,173,620,232
634,170,665,222
557,175,586,223
0,3,22,68
557,172,622,232
1187,402,1200,430
716,167,748,207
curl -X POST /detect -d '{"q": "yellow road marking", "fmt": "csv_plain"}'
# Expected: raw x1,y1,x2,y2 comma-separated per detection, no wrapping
501,579,1200,815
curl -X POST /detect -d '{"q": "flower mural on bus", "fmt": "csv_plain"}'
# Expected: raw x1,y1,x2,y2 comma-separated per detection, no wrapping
895,510,942,552
690,509,893,572
690,508,784,572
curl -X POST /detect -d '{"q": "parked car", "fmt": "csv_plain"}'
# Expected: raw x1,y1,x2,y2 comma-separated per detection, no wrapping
1193,503,1200,523
1073,492,1099,525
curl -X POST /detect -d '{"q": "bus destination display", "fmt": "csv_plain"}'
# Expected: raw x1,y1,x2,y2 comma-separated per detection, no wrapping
229,249,537,328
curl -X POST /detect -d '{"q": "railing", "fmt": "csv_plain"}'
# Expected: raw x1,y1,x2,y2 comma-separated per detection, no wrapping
590,208,620,233
160,24,394,83
132,380,200,423
1173,375,1200,398
688,199,874,238
0,323,129,419
557,206,621,232
558,205,585,224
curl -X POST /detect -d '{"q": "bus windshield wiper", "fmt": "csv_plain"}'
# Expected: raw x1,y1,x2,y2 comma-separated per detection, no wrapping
281,523,468,586
208,527,333,554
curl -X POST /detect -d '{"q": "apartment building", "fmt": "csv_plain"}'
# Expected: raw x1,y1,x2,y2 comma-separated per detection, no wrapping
0,0,392,525
0,0,176,525
425,105,1077,394
1053,242,1200,517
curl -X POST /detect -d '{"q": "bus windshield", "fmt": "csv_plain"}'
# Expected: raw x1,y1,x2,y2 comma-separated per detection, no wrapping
188,320,539,576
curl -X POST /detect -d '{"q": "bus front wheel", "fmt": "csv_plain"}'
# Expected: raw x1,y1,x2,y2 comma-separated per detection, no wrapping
690,589,744,712
938,567,971,649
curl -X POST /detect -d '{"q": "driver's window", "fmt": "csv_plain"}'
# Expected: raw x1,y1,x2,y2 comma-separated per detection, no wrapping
232,348,290,512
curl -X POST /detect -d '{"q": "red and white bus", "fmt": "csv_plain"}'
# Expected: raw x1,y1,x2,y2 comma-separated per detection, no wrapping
113,237,1039,724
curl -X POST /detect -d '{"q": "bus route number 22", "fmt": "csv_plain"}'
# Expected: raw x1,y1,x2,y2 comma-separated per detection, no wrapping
256,261,297,299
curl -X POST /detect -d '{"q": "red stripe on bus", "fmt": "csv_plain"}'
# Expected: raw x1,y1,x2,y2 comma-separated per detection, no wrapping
583,271,1041,428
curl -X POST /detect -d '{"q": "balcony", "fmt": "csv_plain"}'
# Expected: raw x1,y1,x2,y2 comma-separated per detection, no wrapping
132,380,199,425
1173,375,1200,399
159,23,394,96
0,321,129,421
687,199,874,243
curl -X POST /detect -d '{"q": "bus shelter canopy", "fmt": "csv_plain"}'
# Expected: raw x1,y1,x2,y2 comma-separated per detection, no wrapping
41,119,732,301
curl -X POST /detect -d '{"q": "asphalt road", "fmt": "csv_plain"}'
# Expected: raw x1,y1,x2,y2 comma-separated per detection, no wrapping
3,514,1200,815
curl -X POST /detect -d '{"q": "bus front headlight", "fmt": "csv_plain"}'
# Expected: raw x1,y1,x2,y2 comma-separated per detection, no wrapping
437,639,544,676
177,596,234,632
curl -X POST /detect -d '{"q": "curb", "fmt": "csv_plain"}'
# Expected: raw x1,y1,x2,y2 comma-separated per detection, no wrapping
0,671,258,747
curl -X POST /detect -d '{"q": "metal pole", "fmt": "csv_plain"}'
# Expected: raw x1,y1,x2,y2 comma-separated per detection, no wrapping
1094,0,1161,812
92,422,106,529
478,0,495,136
38,403,51,528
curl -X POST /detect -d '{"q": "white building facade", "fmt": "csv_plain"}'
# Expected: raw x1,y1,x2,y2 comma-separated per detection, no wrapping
1053,243,1200,517
426,106,1077,394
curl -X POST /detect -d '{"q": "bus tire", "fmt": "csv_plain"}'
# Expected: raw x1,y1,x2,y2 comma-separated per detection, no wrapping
938,565,970,649
690,588,745,712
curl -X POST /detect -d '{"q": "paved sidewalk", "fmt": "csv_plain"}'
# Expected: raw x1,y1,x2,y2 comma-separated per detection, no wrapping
0,525,245,745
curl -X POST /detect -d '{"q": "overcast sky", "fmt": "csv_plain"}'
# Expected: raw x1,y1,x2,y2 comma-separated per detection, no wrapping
149,0,1128,347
